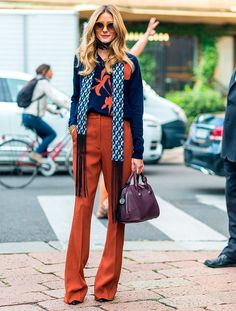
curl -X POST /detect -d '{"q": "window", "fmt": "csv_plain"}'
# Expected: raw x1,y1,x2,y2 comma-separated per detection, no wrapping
6,78,27,102
0,78,10,102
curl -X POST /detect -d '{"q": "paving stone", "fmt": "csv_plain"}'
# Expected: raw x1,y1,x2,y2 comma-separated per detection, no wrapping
188,273,236,286
113,289,161,303
123,251,218,264
207,304,236,311
0,305,44,311
102,300,174,310
177,308,206,311
0,292,50,307
117,284,135,292
5,272,61,286
159,294,222,308
159,266,225,278
152,282,236,298
119,270,165,282
0,280,8,287
126,277,192,289
1,250,236,311
29,252,66,265
85,267,98,278
168,260,205,268
86,251,102,268
43,280,64,290
122,261,174,273
0,254,40,270
36,263,65,274
43,288,64,299
1,284,48,296
53,270,64,279
38,298,101,310
210,291,236,304
0,267,41,278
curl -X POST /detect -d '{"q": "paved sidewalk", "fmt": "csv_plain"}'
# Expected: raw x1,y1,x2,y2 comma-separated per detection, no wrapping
1,250,236,310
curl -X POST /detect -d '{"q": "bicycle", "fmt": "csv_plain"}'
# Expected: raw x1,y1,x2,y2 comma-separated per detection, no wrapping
0,120,74,189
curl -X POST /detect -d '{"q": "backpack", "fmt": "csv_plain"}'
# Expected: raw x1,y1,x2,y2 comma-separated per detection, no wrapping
16,77,45,108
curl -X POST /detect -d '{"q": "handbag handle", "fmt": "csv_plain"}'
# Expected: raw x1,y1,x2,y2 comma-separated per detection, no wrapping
126,172,148,188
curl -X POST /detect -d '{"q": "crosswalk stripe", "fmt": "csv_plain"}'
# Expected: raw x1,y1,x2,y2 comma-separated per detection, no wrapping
38,194,227,249
37,195,106,250
148,196,226,241
196,194,226,212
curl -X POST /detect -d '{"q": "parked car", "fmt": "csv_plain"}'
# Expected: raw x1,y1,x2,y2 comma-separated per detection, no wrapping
143,81,187,149
0,70,163,164
143,113,162,163
184,113,225,176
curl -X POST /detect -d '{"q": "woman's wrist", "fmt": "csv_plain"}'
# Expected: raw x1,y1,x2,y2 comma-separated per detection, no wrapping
68,124,77,134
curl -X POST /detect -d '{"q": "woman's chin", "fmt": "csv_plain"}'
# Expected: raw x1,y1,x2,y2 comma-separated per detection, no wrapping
98,37,112,44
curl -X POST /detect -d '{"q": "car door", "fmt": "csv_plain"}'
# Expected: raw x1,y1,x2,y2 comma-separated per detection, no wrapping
4,77,31,139
0,77,18,139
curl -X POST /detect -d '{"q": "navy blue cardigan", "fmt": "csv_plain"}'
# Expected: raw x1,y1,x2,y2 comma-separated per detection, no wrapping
68,53,144,159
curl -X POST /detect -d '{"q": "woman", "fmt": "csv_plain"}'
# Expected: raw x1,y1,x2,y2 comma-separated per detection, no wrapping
65,4,144,304
22,64,69,163
96,16,159,218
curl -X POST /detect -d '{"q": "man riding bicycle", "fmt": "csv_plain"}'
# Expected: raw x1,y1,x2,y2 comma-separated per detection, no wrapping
22,64,70,163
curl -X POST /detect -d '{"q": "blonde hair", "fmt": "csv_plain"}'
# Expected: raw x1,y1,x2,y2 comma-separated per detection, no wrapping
77,4,134,76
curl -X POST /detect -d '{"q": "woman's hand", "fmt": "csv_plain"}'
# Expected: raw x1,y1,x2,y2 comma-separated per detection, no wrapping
68,125,77,135
145,17,159,37
131,158,144,174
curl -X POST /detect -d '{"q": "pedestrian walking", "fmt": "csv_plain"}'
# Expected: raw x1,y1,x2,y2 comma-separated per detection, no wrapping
96,16,159,219
64,4,144,304
204,69,236,268
22,64,69,163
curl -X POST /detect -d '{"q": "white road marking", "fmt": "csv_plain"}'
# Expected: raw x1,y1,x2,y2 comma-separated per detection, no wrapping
196,194,226,212
38,194,227,250
37,195,106,250
148,196,226,241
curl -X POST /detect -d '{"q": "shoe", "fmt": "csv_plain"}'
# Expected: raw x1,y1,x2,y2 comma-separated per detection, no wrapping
96,205,108,219
96,298,110,302
29,152,43,164
204,254,236,268
69,300,82,305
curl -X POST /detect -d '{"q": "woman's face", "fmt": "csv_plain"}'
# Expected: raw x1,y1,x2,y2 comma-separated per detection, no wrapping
45,68,53,80
94,12,116,44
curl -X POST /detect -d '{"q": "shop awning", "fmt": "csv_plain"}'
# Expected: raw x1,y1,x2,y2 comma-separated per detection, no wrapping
1,0,236,24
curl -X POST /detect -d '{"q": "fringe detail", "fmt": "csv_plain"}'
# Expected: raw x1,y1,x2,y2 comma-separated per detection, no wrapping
112,160,123,223
75,133,88,197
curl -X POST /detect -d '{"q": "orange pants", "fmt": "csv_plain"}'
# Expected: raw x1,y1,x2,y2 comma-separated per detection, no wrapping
64,113,132,303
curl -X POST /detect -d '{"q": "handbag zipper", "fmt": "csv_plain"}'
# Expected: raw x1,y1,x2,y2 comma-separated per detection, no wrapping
125,191,129,214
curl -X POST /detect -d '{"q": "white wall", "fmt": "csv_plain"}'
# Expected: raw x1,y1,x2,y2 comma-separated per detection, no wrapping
0,10,79,96
0,14,24,72
215,36,234,88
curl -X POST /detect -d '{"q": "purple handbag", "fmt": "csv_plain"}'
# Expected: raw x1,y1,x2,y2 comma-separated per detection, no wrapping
117,172,160,224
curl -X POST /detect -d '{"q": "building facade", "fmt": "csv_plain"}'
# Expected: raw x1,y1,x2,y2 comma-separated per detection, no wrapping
1,0,236,95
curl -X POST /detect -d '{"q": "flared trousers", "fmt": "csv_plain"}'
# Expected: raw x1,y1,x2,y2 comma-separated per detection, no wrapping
64,113,132,303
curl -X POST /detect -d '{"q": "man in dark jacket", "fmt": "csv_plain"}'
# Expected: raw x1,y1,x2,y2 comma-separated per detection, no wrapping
204,70,236,268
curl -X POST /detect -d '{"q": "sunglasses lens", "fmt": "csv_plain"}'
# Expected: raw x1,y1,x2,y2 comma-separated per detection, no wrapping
95,21,115,32
95,22,104,30
107,23,114,31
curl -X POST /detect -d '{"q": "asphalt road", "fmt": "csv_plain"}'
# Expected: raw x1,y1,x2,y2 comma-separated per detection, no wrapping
0,153,228,249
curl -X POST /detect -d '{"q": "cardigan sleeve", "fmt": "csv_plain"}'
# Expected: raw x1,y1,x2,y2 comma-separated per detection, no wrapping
68,55,80,126
127,56,144,159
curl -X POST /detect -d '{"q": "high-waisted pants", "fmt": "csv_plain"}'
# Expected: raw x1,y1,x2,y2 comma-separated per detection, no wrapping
64,113,132,303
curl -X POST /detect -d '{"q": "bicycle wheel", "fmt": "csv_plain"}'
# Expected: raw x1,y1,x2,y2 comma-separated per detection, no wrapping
65,146,73,178
0,138,38,189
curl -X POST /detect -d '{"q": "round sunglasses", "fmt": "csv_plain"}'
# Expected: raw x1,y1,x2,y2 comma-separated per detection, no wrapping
94,21,115,32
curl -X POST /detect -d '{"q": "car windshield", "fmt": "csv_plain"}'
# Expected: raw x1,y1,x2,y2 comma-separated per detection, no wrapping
6,78,27,102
